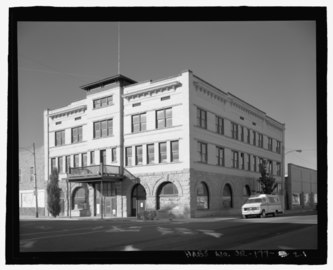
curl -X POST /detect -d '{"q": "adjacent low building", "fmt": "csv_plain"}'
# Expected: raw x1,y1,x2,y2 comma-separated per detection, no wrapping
285,163,317,210
44,70,285,218
19,145,45,217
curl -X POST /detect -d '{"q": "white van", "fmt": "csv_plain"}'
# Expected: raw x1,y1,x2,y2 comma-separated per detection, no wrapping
241,194,284,219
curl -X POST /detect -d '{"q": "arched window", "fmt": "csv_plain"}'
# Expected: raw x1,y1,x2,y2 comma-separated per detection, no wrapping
72,187,86,210
197,182,209,210
222,184,233,208
159,182,178,196
156,182,178,210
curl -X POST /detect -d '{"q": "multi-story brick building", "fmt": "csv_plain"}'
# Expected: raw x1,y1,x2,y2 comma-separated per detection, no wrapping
19,145,45,216
44,70,285,218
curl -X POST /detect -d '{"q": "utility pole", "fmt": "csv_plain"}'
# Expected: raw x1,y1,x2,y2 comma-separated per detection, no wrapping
33,143,39,218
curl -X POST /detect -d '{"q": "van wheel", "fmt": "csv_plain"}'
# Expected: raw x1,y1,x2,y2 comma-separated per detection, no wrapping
260,210,266,218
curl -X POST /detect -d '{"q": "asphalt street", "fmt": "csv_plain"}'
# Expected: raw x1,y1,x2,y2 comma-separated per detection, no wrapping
19,213,317,252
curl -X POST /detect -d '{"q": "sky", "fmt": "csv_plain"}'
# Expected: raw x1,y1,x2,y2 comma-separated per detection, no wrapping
17,20,317,172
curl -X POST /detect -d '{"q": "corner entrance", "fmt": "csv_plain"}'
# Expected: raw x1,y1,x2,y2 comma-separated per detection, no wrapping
131,184,146,217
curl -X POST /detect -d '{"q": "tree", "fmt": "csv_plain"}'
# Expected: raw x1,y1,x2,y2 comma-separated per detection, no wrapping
257,159,277,194
47,168,61,217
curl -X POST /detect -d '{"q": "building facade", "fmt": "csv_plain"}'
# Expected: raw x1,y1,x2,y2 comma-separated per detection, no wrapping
44,70,285,218
19,145,45,216
285,163,317,210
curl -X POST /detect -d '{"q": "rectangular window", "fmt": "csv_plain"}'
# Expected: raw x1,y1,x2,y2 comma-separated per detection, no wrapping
156,108,172,129
66,155,71,173
74,154,80,168
276,162,281,176
58,156,63,173
71,126,82,143
90,151,95,165
111,148,117,162
197,108,207,129
100,149,106,164
55,130,65,146
216,147,224,166
240,126,244,142
240,153,245,170
171,140,179,162
253,131,256,146
93,95,113,109
161,96,170,101
248,154,251,171
268,160,273,175
268,137,273,151
94,119,113,138
125,147,132,166
276,141,281,154
135,145,143,165
132,113,146,133
232,123,239,140
82,153,87,167
159,142,167,163
216,116,224,135
30,166,34,181
232,151,239,169
258,133,263,148
253,155,257,172
198,142,208,163
51,158,56,171
247,128,251,144
147,144,155,164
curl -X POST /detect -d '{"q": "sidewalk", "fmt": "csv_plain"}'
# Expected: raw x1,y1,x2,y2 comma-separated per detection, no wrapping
19,208,317,222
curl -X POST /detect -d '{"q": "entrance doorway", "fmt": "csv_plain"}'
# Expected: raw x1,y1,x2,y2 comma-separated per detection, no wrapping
131,184,146,217
94,182,117,217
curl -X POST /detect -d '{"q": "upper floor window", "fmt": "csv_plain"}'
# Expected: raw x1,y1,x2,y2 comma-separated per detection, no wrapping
248,154,251,171
216,116,224,135
51,158,56,171
252,131,256,146
159,142,167,163
90,151,95,165
247,128,251,144
253,155,257,172
156,108,172,129
66,155,71,173
125,147,132,166
93,95,113,109
71,126,82,143
276,162,281,176
82,153,87,167
258,133,263,148
240,153,245,170
276,140,281,154
268,137,273,151
94,119,113,139
216,146,224,166
58,156,63,173
55,130,65,146
147,144,155,164
135,145,143,165
100,149,106,164
171,140,179,162
268,160,273,175
232,151,239,169
197,108,207,129
74,154,80,168
132,113,146,133
198,142,208,163
240,126,244,142
232,123,239,140
111,147,117,163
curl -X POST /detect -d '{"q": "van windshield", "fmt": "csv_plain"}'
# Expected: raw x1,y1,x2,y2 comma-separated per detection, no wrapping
246,198,263,203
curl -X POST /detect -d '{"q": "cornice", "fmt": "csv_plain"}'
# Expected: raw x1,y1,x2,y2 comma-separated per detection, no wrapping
193,81,228,105
49,105,87,120
123,81,181,101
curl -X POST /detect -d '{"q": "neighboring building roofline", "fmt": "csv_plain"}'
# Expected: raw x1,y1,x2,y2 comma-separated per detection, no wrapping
80,74,137,91
287,163,317,172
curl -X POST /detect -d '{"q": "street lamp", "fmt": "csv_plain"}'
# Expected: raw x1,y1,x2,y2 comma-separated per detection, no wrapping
19,143,39,218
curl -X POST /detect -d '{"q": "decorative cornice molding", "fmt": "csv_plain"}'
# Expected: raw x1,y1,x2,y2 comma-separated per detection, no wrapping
193,81,228,105
123,81,181,101
49,105,87,120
